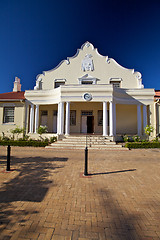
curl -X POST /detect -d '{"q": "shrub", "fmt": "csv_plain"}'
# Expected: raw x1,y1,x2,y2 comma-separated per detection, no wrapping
37,125,48,135
10,126,24,140
132,135,141,142
122,134,129,142
144,125,154,136
125,142,160,149
0,140,49,147
50,136,57,143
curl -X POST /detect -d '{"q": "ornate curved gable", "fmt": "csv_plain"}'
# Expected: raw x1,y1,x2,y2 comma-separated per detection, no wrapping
34,42,143,90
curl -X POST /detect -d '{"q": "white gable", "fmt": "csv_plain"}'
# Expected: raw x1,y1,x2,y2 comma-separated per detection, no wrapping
34,41,143,90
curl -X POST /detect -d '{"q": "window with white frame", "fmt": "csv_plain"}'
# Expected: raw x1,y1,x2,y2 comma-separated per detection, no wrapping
54,79,66,88
3,107,15,123
70,110,76,126
110,81,121,88
110,78,122,88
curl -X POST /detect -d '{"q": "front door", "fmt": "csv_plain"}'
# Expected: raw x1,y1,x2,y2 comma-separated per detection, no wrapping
87,116,94,133
81,111,94,134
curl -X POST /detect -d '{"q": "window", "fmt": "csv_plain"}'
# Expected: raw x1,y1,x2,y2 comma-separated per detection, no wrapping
98,110,109,126
3,107,14,123
98,110,103,126
81,80,93,84
111,81,120,88
54,79,66,88
53,110,57,116
70,110,76,126
81,111,93,116
109,78,122,88
41,110,48,116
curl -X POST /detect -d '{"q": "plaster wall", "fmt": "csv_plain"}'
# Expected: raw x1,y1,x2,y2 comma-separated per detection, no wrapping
116,104,137,135
0,102,25,137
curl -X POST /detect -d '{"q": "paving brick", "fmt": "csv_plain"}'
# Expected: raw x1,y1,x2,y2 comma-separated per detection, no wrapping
1,147,160,239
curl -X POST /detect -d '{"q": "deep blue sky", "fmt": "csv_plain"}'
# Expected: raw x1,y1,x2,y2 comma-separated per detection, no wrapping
1,0,160,93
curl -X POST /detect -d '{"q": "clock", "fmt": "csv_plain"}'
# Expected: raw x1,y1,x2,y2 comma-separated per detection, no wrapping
83,93,92,101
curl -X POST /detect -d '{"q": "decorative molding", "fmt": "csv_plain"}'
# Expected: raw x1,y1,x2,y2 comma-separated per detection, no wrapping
34,74,44,90
81,54,94,71
78,74,97,84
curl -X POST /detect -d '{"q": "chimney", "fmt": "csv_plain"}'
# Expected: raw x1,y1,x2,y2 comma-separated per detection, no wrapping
13,77,21,92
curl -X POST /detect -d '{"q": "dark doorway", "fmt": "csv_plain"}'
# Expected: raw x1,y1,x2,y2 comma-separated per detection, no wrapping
87,116,94,133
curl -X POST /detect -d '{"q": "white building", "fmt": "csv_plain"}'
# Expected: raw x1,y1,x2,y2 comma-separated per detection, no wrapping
24,42,155,140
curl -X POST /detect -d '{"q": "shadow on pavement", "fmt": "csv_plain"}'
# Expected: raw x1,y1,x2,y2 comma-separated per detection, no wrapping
0,155,68,203
89,169,136,176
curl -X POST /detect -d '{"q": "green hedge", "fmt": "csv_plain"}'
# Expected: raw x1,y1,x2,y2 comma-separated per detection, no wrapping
125,142,160,149
0,140,48,147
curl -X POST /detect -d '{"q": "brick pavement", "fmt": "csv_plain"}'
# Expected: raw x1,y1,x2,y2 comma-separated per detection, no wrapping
0,146,160,240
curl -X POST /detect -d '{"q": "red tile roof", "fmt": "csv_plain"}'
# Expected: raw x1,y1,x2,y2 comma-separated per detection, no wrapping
155,90,160,99
0,91,25,100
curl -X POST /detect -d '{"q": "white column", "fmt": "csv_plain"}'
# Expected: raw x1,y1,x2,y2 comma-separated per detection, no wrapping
29,104,34,133
113,103,116,136
65,102,70,135
103,101,108,136
58,102,64,135
137,104,141,136
34,105,39,133
57,103,60,134
143,105,147,134
109,101,113,136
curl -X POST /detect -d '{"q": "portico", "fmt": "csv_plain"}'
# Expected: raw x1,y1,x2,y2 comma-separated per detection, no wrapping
24,42,155,140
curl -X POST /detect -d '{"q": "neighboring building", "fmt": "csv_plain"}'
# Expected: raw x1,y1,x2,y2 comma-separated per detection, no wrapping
0,77,25,137
0,42,157,140
155,90,160,136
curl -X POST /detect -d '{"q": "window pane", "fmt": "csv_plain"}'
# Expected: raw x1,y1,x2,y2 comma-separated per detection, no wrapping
98,110,103,126
82,81,93,84
41,111,48,116
4,107,14,123
55,82,65,88
70,110,76,126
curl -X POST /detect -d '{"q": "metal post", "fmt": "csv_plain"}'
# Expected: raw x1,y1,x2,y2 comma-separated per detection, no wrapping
7,145,11,171
84,136,88,176
84,147,88,176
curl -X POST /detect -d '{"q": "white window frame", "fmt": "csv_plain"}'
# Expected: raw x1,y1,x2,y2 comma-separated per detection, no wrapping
110,78,122,88
54,79,66,88
3,107,15,123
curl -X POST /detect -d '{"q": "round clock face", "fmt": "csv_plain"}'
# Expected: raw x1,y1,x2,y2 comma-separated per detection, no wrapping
83,93,92,101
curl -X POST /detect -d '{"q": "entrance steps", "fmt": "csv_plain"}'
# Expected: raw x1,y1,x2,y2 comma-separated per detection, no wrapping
46,135,127,150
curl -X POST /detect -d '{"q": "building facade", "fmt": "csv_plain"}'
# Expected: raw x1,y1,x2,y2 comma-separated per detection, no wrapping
0,42,157,140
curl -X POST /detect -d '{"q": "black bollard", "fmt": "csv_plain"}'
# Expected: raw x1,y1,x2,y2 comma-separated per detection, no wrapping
7,145,11,171
84,146,88,176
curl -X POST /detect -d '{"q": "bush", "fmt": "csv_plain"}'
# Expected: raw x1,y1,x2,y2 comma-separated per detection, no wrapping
50,136,57,143
122,134,129,142
0,140,49,147
132,135,140,142
125,142,160,149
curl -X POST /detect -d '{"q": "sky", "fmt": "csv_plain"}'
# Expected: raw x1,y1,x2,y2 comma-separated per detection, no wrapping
0,0,160,93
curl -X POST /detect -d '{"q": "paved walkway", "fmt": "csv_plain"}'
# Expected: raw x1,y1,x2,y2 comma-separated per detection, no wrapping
0,146,160,240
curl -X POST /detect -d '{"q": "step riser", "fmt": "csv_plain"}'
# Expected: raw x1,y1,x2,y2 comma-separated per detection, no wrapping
48,135,123,149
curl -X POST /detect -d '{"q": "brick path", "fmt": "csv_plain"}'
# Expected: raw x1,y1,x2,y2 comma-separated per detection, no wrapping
0,146,160,240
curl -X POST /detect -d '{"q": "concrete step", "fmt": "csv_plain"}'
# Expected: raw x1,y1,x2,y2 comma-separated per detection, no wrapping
46,145,127,150
47,135,123,150
58,141,116,145
50,144,122,148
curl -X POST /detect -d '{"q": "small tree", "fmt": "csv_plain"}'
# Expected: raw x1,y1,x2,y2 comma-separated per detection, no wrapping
37,125,48,140
10,126,23,140
144,125,154,137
